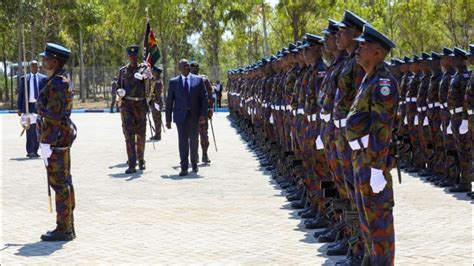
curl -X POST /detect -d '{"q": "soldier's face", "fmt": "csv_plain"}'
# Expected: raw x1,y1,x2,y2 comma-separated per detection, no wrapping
42,56,59,72
355,41,378,67
400,64,409,72
190,66,199,74
336,27,356,50
324,33,337,52
409,62,420,73
420,60,430,72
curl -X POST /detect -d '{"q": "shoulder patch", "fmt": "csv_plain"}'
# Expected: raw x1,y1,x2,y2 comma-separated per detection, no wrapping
380,86,391,96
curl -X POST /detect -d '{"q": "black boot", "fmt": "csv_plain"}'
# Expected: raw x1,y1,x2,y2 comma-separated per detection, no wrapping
449,183,471,193
326,238,349,256
125,166,136,174
139,160,146,170
41,229,75,241
202,153,211,164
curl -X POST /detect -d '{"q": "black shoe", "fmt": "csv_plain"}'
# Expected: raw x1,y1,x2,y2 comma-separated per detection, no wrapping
179,169,189,176
26,153,34,158
419,168,433,177
202,153,211,164
32,153,40,158
326,239,349,256
290,199,305,209
139,160,146,170
318,228,338,243
405,166,420,173
314,227,332,239
449,183,471,193
192,164,199,173
286,190,303,202
301,209,317,219
41,229,75,241
335,255,363,266
306,216,330,230
438,179,455,187
125,167,136,174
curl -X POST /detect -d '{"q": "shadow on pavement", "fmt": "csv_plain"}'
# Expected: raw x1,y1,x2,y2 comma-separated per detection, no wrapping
161,173,203,180
4,241,67,257
108,163,128,169
109,172,143,181
10,157,39,162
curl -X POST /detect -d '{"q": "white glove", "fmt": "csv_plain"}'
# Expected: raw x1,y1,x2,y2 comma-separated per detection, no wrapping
423,116,429,126
39,143,52,167
459,120,468,134
413,115,419,126
370,168,387,193
154,103,160,111
20,114,30,126
117,89,126,97
447,121,453,134
315,135,324,150
403,117,408,125
269,114,274,124
134,72,143,80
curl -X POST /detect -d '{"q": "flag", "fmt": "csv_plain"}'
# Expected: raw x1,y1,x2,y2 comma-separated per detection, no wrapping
144,21,161,67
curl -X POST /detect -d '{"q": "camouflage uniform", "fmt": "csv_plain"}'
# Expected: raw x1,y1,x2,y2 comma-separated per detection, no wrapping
198,75,214,158
346,62,398,265
37,69,76,234
117,63,149,169
150,76,163,138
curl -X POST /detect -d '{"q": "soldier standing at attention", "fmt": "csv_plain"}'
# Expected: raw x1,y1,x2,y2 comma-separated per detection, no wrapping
150,66,164,141
110,77,119,113
37,43,77,241
116,45,149,174
347,24,398,265
190,61,214,164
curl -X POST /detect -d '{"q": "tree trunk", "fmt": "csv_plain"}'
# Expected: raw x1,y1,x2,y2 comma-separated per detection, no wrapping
161,43,168,99
79,28,85,103
291,13,299,43
91,36,97,101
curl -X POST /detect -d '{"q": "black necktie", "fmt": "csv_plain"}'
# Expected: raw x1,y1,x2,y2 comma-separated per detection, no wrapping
184,77,189,94
33,74,38,99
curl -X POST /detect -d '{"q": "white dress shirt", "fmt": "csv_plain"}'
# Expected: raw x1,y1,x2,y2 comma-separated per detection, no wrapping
29,73,38,103
181,74,190,92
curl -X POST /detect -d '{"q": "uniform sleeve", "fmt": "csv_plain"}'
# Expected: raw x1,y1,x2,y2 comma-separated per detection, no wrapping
366,77,399,170
40,78,69,145
203,78,213,109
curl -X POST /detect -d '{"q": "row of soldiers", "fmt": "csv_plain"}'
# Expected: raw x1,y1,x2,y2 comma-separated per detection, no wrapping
226,10,472,266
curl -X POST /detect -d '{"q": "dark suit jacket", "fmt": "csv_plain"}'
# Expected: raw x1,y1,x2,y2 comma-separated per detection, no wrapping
17,73,47,113
166,74,208,124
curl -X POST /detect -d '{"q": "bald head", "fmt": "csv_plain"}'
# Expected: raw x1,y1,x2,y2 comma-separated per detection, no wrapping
179,59,190,76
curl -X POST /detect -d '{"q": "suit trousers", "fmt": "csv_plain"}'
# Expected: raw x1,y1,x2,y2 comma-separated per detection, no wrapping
176,112,199,169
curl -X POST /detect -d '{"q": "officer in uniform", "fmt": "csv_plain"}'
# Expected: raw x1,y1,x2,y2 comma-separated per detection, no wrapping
347,24,398,265
110,77,119,113
150,66,164,141
37,43,77,241
447,47,471,192
190,61,214,164
117,45,150,174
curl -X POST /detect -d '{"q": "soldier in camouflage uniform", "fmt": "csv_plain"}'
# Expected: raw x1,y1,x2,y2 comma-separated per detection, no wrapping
149,66,164,141
190,61,214,164
347,24,398,265
446,47,471,193
117,45,150,174
425,52,445,181
396,56,412,169
465,45,473,198
37,43,77,241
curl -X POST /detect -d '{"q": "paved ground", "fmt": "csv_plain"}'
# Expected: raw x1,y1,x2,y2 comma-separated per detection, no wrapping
1,113,472,265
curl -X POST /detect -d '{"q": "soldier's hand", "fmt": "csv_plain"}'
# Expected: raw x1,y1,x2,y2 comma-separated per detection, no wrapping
166,122,172,129
369,168,387,193
208,110,213,119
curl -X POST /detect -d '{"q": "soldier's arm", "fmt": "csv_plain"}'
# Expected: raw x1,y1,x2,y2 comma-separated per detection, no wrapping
366,77,399,170
40,78,69,145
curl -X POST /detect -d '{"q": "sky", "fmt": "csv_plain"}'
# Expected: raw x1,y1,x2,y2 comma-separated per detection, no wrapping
267,0,279,8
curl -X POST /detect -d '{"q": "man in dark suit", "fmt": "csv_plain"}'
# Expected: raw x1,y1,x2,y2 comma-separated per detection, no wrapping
17,60,47,158
166,59,208,176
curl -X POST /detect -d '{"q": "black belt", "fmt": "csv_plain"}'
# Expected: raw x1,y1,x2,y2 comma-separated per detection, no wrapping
52,146,70,151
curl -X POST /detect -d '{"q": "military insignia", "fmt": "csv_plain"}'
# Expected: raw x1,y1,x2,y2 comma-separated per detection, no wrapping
317,71,326,77
380,86,391,96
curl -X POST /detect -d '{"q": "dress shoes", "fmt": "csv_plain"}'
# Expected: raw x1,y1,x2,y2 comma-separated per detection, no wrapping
139,160,146,170
318,228,338,243
290,199,305,209
405,166,419,173
326,238,349,256
449,183,471,193
179,169,189,176
305,216,330,229
192,164,199,173
125,167,136,174
301,209,317,219
202,153,211,164
314,227,331,239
